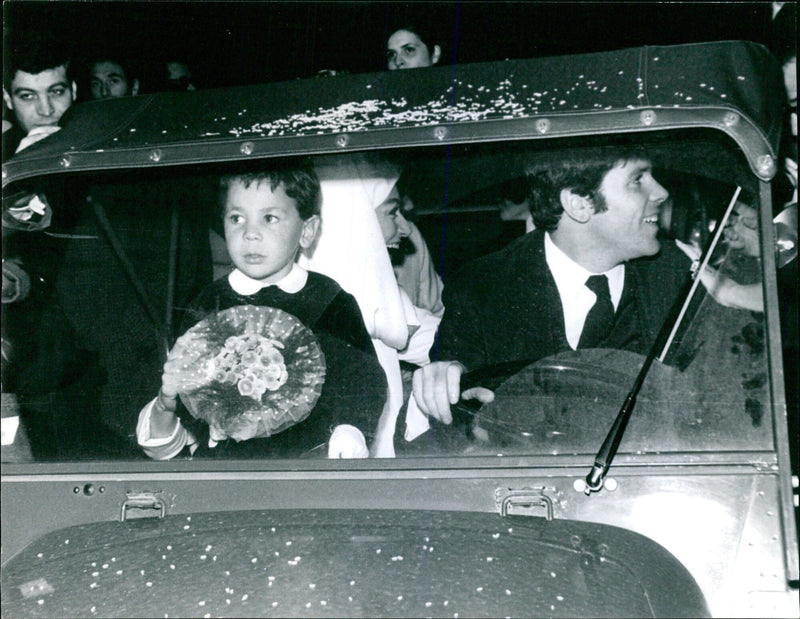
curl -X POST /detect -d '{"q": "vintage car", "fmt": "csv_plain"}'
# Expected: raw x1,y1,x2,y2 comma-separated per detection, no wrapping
1,40,797,617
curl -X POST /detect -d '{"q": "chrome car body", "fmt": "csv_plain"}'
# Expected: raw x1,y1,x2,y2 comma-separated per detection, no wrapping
2,41,797,617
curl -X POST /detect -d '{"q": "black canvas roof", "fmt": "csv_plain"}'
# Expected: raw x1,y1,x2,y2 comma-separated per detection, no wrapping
2,40,784,186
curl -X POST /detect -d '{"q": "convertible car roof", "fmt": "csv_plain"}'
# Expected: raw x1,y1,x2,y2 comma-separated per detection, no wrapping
2,40,784,187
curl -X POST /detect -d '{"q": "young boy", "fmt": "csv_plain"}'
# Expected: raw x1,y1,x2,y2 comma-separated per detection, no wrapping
136,161,386,459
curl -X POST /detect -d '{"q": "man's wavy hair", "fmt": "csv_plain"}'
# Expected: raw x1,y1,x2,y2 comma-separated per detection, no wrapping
3,29,74,92
219,159,321,221
527,145,650,231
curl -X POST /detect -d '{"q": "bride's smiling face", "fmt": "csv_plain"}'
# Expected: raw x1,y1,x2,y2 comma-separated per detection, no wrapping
374,186,412,248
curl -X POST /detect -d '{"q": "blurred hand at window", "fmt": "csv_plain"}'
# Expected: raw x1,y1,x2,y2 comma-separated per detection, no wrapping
676,239,763,312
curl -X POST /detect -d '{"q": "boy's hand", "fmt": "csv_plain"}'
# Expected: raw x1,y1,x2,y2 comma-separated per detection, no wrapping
148,387,179,439
151,335,208,440
207,423,229,447
161,332,209,394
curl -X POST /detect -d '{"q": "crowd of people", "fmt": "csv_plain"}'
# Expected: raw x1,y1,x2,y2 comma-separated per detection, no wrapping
1,7,796,466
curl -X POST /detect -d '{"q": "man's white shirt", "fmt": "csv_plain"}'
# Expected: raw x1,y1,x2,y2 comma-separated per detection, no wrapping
544,232,624,350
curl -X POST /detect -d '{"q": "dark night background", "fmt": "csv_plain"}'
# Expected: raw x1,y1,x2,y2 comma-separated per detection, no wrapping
2,1,784,94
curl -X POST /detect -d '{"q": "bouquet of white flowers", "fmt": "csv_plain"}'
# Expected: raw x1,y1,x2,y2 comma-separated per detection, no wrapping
165,305,326,442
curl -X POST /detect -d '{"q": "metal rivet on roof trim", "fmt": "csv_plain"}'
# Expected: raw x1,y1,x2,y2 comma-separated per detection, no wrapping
756,155,776,177
239,142,255,155
536,118,550,134
148,149,163,163
640,110,656,126
723,112,739,127
335,134,349,148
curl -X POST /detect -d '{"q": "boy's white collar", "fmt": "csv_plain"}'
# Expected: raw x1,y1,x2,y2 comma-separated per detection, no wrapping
228,263,308,295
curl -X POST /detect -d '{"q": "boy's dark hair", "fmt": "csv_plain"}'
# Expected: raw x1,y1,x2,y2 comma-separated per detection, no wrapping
527,145,649,231
219,160,321,220
3,29,74,92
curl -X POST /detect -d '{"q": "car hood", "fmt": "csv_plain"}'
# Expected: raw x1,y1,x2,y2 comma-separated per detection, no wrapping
0,508,708,618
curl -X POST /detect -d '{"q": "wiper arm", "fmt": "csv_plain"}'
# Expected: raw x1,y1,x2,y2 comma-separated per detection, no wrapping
583,186,741,494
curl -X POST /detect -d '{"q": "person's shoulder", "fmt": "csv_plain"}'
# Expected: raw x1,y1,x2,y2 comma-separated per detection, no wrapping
307,272,373,353
188,277,234,313
476,230,543,267
452,231,544,284
2,122,25,161
302,271,357,317
304,270,344,294
660,239,692,267
631,239,691,275
628,239,692,302
200,276,233,297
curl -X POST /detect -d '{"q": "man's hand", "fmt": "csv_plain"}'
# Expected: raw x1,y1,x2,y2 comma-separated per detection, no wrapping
2,259,31,304
412,361,495,424
16,125,61,153
3,193,52,232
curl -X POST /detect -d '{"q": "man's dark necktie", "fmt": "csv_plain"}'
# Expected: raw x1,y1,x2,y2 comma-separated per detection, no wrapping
578,274,615,349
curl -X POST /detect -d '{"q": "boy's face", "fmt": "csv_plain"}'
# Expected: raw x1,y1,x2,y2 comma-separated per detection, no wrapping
223,180,319,283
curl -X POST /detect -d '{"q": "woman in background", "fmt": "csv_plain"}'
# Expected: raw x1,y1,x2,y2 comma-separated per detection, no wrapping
386,23,442,71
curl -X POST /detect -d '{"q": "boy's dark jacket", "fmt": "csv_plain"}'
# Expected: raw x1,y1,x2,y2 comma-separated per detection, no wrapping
174,271,386,458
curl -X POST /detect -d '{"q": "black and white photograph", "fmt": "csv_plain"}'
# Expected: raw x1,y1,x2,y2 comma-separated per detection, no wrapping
2,1,797,617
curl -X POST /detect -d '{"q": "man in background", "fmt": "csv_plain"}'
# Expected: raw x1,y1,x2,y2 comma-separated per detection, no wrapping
3,30,76,158
86,51,140,100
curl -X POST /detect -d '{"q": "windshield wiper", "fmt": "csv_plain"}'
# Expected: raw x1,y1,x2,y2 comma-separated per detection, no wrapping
583,186,741,494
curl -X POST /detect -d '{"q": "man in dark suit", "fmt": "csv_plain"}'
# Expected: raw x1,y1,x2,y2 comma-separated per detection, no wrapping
412,144,689,424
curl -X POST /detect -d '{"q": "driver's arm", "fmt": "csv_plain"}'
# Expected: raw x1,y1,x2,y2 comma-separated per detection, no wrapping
412,262,497,423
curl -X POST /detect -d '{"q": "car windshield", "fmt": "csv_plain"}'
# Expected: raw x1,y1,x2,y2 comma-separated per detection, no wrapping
0,129,778,463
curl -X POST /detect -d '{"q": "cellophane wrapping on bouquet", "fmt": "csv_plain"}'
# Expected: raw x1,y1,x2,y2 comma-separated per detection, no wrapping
166,305,326,441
